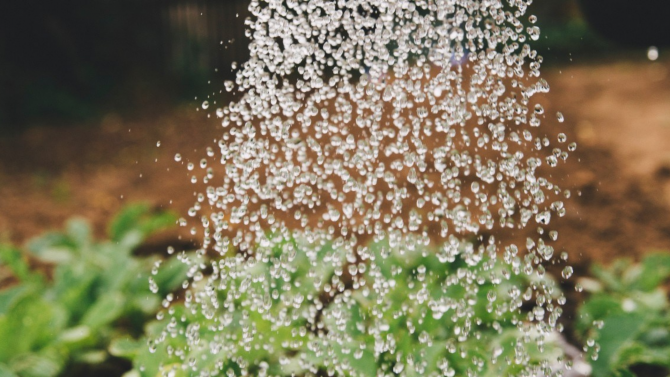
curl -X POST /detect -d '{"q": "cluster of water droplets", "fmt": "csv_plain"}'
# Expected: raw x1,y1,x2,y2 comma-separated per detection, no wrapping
153,0,582,375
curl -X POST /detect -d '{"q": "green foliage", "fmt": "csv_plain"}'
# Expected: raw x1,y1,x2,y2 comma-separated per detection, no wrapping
576,252,670,377
0,204,186,377
5,202,670,377
114,237,564,377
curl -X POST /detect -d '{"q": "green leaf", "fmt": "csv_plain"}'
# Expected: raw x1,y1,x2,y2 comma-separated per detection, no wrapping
109,337,144,358
152,257,189,295
57,326,92,346
108,204,176,243
65,218,92,249
635,289,668,312
576,294,622,335
616,342,670,369
26,233,74,258
591,312,648,377
336,345,376,377
0,285,30,315
98,257,140,294
8,350,64,377
591,263,625,292
80,292,125,330
122,370,141,377
50,267,97,320
0,363,18,377
0,296,66,360
0,246,34,282
635,252,670,292
73,350,107,364
131,293,160,314
640,326,670,347
109,204,152,242
30,246,74,264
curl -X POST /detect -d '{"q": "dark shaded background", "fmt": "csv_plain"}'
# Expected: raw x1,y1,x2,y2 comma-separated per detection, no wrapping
1,0,669,132
0,0,251,132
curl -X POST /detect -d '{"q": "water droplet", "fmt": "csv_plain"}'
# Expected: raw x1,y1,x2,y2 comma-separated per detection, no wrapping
151,1,580,373
562,266,573,279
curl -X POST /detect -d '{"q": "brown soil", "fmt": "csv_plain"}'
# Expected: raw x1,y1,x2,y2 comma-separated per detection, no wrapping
1,57,670,267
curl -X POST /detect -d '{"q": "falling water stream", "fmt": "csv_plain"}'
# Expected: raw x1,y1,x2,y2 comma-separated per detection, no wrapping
152,1,590,375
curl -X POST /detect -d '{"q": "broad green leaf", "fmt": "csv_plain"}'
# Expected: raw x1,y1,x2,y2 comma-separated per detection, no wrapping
157,363,188,377
109,204,152,242
108,204,176,243
591,312,647,377
335,344,376,377
139,211,178,238
622,264,643,289
80,292,125,330
131,293,160,314
117,231,144,252
127,340,164,377
616,342,670,370
50,267,97,320
73,350,106,364
98,257,141,293
26,233,74,258
0,296,66,360
634,289,668,311
57,326,92,346
635,252,670,292
65,218,92,249
576,294,622,335
109,337,144,358
0,285,30,315
151,257,189,295
591,263,626,292
29,246,73,264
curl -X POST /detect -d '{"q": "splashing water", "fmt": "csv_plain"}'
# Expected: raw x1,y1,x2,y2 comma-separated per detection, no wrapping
153,1,586,375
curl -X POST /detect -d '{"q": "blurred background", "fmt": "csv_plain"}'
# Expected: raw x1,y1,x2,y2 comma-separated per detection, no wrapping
2,0,669,258
1,0,670,376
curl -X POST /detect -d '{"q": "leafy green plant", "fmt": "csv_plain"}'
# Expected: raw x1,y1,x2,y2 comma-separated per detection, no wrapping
114,236,565,377
576,252,670,377
0,204,187,377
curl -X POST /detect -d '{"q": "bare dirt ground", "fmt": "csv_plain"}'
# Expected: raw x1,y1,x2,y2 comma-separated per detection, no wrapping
1,57,669,269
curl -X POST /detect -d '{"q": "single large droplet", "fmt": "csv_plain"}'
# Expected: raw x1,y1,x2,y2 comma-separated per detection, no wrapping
562,266,574,279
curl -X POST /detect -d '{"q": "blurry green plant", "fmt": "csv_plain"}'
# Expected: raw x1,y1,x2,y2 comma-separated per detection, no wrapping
576,252,670,377
113,237,565,377
12,204,670,377
0,204,187,377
